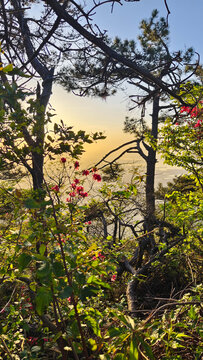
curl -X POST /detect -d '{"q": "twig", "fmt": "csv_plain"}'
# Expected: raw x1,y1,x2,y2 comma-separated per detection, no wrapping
164,0,170,26
0,336,13,359
0,285,16,314
142,300,202,324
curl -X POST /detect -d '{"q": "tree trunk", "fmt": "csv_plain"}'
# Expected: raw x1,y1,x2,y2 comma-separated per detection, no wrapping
32,152,44,191
31,68,54,191
145,94,159,222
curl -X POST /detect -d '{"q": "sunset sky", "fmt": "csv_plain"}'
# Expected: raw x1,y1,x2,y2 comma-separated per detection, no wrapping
49,0,203,181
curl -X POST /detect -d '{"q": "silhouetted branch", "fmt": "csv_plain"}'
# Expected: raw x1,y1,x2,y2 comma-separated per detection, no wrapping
44,0,196,105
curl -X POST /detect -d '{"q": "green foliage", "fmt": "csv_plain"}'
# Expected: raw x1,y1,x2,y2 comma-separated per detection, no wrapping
58,9,194,102
159,117,202,189
0,164,115,358
0,153,202,359
145,285,203,359
0,80,105,183
0,42,202,360
101,163,124,182
158,92,203,277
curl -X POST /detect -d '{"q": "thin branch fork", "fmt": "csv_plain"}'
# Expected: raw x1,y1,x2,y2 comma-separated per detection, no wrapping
94,137,148,171
94,139,138,168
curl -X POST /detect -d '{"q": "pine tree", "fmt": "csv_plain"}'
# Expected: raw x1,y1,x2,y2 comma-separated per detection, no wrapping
61,10,195,228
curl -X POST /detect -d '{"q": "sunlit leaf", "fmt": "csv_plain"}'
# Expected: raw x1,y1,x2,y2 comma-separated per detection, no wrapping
129,335,139,360
3,64,13,72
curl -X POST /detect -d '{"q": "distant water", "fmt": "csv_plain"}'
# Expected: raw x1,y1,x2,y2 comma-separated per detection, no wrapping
15,145,186,191
79,146,186,187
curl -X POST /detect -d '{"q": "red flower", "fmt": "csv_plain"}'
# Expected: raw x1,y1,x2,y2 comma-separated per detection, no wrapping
71,183,76,189
98,252,105,260
191,107,199,117
61,157,66,163
82,170,90,176
194,119,202,128
51,185,59,192
74,161,79,169
74,178,80,184
111,274,117,282
80,192,88,198
93,173,102,182
76,185,84,194
180,106,199,118
180,106,190,114
27,337,38,345
69,191,76,197
92,251,105,261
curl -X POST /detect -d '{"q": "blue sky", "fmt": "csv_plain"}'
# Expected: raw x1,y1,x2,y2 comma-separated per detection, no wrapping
93,0,203,58
51,0,203,172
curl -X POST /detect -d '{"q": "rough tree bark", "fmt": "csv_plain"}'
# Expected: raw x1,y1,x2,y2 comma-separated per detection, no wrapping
145,93,160,222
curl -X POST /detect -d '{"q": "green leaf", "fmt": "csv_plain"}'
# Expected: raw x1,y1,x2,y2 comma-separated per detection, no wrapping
139,336,155,360
87,275,111,289
59,286,73,299
24,198,40,209
112,190,131,199
114,354,126,360
133,186,137,196
108,327,125,338
29,282,36,292
118,314,135,330
9,67,31,77
176,333,190,339
79,285,98,301
70,320,80,338
188,305,197,320
52,331,62,343
39,199,52,207
85,315,101,337
18,253,32,271
3,64,13,72
129,335,139,360
75,271,86,285
67,202,76,211
39,244,46,256
37,261,52,281
88,338,97,351
31,346,41,353
36,287,52,315
128,185,137,196
52,261,65,277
